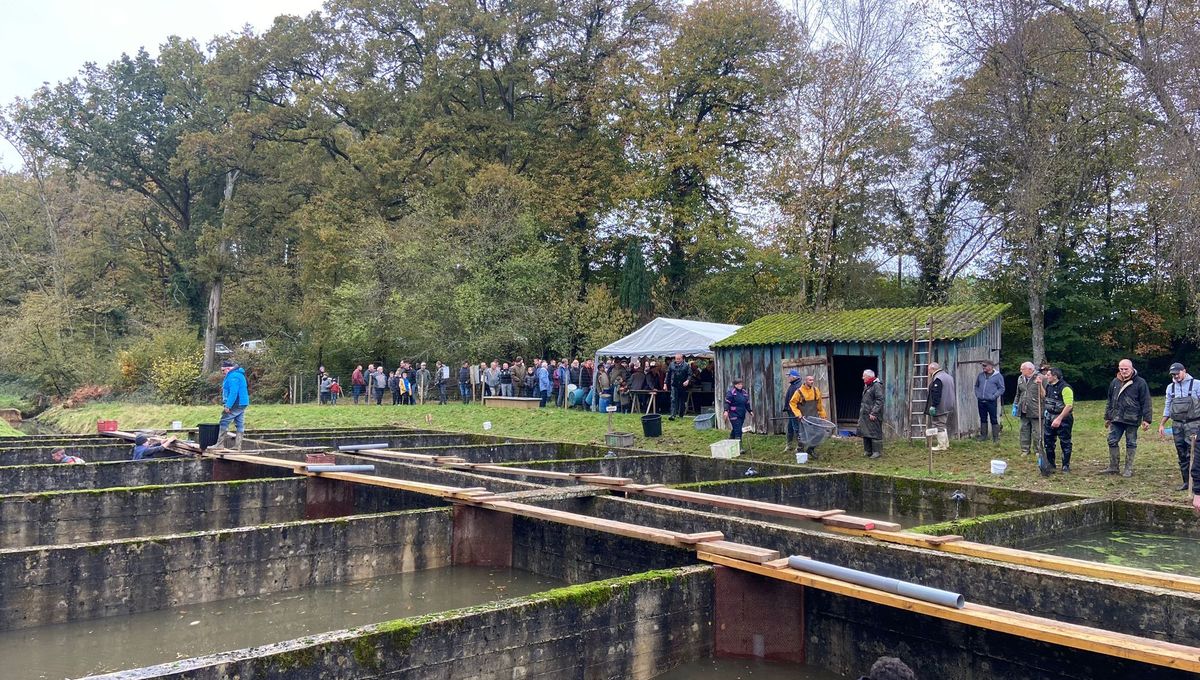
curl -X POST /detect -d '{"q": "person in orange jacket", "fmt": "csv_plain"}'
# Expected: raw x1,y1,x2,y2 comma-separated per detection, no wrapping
790,374,828,459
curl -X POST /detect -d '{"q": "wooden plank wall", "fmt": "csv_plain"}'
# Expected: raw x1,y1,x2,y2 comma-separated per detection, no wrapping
714,320,1001,440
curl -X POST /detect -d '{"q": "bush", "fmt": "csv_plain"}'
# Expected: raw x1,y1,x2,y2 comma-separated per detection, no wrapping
115,320,202,392
62,384,112,409
150,351,204,404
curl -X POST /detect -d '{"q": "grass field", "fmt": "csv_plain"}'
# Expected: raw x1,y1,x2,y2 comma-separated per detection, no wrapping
0,420,24,437
37,399,1194,505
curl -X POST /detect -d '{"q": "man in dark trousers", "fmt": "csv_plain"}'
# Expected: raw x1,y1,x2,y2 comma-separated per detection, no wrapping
782,369,803,452
973,360,1005,443
1042,367,1074,475
1160,362,1200,491
665,353,691,421
723,377,753,440
1103,358,1153,477
858,369,884,459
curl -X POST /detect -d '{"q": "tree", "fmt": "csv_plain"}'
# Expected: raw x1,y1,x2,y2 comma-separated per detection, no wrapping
618,240,653,321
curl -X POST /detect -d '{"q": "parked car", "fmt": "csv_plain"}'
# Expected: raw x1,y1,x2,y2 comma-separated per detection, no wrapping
240,339,267,353
215,343,234,356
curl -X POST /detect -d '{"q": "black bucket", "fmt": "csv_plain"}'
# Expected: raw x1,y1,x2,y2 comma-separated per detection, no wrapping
641,414,662,438
197,423,221,451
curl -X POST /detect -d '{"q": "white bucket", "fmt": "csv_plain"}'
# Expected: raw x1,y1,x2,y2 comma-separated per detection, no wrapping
990,459,1007,475
795,451,809,464
171,420,183,430
482,421,492,431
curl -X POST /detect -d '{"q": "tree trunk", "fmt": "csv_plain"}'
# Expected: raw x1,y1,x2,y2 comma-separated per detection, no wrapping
1028,282,1046,367
201,170,240,373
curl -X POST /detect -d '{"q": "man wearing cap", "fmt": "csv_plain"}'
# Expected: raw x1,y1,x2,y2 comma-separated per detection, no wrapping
973,360,1005,443
1103,358,1153,477
1160,363,1200,491
782,369,803,452
927,362,956,451
218,360,250,449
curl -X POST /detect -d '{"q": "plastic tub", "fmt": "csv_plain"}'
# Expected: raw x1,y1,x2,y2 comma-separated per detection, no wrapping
197,423,221,451
605,432,635,447
693,413,716,430
795,451,809,464
96,419,118,433
641,414,662,437
711,439,741,458
990,459,1007,475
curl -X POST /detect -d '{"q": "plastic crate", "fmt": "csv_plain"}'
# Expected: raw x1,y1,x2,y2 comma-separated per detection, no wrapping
96,419,118,433
605,432,635,447
710,439,741,459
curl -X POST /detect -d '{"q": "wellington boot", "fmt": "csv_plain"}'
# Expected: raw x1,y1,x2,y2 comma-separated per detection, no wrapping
1121,449,1136,478
1101,447,1120,474
931,430,949,452
1178,466,1190,492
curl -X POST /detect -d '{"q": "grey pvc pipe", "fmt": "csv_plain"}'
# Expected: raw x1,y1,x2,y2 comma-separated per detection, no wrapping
336,443,388,451
306,464,376,473
787,556,965,609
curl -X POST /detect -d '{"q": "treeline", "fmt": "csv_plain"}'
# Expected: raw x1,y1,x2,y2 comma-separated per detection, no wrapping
0,0,1197,402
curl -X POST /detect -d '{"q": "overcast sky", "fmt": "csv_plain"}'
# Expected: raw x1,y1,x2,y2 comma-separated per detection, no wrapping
0,0,325,169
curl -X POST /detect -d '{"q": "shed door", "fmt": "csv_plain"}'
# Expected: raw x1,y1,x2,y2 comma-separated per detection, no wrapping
954,350,990,436
782,356,831,421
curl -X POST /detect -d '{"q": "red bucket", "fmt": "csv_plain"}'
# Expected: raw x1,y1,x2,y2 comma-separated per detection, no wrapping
96,419,118,433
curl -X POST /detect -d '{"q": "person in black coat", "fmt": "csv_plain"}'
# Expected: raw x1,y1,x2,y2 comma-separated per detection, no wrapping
1103,358,1153,477
723,377,754,440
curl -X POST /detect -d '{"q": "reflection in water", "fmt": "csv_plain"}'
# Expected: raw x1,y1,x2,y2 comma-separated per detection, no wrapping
655,657,847,679
1031,528,1200,573
1,566,563,680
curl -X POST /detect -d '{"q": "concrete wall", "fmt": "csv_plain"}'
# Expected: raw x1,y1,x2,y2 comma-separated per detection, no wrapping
0,477,305,547
0,508,453,631
540,495,1200,647
497,454,804,486
0,459,214,494
0,444,148,465
916,499,1113,546
93,566,714,680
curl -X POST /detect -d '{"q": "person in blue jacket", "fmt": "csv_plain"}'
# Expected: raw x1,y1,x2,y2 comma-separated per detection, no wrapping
723,377,754,440
218,360,250,448
537,360,552,407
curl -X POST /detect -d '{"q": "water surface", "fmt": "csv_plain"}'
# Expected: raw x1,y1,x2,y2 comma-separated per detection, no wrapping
655,657,847,679
1,566,563,680
1030,528,1200,573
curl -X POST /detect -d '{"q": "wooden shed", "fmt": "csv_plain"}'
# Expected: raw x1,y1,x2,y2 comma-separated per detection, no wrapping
711,304,1009,440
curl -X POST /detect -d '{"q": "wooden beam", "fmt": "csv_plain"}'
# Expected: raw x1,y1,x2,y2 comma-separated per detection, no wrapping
610,484,846,523
698,552,1200,673
822,514,902,532
699,540,781,564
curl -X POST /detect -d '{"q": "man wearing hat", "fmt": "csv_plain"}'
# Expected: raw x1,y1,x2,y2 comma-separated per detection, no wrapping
218,360,250,449
132,434,177,460
973,359,1005,443
1160,362,1200,491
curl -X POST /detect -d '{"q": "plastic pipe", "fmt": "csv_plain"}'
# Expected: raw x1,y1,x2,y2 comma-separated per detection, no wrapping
787,556,965,609
336,443,388,451
306,464,376,473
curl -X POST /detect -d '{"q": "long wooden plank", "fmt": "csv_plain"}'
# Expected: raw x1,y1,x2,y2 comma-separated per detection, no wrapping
626,485,846,522
698,540,780,563
482,500,697,548
698,552,1200,672
866,530,1200,595
822,514,902,532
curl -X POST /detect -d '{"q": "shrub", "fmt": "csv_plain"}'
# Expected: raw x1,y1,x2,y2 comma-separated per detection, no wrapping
62,384,112,409
150,351,204,404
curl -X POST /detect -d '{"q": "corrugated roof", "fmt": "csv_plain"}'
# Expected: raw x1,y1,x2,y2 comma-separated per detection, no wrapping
713,304,1010,347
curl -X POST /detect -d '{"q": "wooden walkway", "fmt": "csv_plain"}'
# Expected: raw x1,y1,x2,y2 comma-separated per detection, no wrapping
98,430,1200,671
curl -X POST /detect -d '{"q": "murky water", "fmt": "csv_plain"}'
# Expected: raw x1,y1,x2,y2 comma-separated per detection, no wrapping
1030,528,1200,573
0,566,563,680
655,657,847,679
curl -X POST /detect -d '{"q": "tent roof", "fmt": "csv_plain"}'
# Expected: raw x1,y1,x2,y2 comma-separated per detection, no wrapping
596,318,742,358
713,303,1010,347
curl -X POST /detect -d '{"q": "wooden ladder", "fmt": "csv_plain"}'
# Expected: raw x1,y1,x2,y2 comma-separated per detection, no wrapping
908,317,934,441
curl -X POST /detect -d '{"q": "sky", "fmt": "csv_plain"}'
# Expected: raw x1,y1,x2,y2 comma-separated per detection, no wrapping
0,0,326,169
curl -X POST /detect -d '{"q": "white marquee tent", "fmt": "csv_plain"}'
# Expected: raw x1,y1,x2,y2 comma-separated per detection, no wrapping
595,317,741,360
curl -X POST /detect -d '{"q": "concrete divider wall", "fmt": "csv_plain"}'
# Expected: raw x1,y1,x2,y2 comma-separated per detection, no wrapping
0,477,306,548
253,452,546,495
497,454,805,486
915,499,1113,547
0,436,115,449
511,513,694,584
0,459,214,494
90,566,715,680
260,434,476,449
0,444,145,466
1113,499,1200,539
540,495,1200,648
400,443,567,463
0,508,453,631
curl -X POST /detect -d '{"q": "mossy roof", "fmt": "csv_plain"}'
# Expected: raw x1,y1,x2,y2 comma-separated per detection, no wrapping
713,303,1010,347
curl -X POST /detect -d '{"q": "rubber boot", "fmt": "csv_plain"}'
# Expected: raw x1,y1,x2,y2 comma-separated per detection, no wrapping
1178,464,1190,492
932,430,949,451
1121,449,1135,478
235,432,243,452
991,430,1000,444
976,420,989,441
1102,447,1120,474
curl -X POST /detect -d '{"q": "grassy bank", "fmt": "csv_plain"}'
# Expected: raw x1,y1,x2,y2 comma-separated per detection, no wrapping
0,421,24,437
39,399,1191,504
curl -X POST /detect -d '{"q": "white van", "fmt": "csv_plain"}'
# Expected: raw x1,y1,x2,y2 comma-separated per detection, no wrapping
239,340,267,353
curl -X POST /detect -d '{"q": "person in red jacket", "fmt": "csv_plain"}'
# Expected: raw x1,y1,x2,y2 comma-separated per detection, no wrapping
351,365,366,405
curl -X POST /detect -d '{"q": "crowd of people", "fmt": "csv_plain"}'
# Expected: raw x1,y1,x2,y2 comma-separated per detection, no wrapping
315,354,718,414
